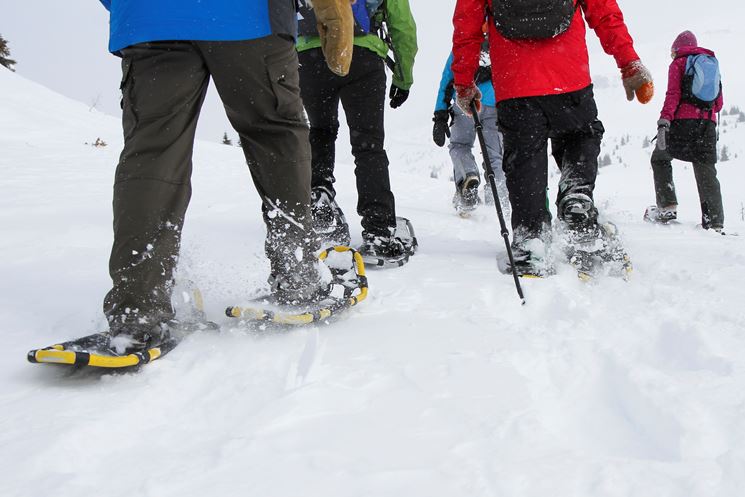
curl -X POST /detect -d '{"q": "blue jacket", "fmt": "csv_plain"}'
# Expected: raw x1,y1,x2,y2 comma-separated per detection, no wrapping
99,0,296,53
434,53,495,112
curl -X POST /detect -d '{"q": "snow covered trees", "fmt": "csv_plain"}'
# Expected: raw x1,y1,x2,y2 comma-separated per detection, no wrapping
0,34,17,71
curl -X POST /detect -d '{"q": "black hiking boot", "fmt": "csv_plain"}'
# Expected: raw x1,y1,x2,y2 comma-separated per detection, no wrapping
311,187,351,246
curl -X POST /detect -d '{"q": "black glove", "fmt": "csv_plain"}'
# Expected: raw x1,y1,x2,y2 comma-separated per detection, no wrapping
656,118,670,150
432,110,451,147
389,85,409,109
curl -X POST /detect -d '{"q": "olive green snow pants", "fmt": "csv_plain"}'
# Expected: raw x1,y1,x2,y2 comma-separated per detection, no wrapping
104,35,314,330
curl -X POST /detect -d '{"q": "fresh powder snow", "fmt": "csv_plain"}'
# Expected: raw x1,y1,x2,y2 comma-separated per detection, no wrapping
1,1,744,496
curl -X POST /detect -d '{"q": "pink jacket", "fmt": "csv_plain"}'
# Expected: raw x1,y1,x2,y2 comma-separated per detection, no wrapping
660,46,724,123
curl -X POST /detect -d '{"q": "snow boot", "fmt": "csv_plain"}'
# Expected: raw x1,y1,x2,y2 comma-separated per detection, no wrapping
562,222,632,281
359,217,417,268
268,262,333,306
498,235,554,277
311,186,351,246
644,205,678,224
453,174,480,217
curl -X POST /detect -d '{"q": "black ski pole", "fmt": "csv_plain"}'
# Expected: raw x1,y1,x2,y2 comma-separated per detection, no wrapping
470,101,525,305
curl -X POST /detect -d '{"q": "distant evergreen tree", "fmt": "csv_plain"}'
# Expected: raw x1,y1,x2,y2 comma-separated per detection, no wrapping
730,106,741,115
0,34,17,71
600,153,612,167
719,145,730,162
642,136,650,148
222,132,232,146
738,112,745,123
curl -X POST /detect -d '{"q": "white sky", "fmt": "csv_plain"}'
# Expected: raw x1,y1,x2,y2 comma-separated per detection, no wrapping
3,0,233,143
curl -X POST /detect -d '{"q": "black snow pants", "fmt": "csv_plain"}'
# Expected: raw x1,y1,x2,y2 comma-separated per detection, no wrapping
104,36,314,331
497,85,604,238
298,46,396,237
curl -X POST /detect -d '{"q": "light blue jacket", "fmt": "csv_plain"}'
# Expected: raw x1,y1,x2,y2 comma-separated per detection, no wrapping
99,0,296,53
434,53,495,112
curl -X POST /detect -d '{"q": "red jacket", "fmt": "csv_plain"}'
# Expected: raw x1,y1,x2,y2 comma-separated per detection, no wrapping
660,46,723,123
452,0,640,102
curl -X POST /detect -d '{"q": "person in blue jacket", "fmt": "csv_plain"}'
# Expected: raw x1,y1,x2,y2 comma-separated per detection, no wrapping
432,37,507,217
96,0,353,354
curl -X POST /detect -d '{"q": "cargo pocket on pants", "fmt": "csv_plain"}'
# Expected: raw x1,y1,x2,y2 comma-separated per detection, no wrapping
119,56,137,140
265,49,304,122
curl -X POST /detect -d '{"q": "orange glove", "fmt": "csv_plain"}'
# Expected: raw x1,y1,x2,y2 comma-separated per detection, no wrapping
621,60,654,104
455,83,482,116
313,0,354,76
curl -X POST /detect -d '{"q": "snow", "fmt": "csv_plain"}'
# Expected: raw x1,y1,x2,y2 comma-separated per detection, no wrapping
2,2,745,496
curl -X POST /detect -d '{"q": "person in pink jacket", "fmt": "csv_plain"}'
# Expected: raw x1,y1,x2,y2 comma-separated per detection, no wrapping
648,30,724,231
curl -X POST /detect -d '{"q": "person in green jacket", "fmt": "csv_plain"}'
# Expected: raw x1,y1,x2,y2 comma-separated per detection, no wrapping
297,0,418,267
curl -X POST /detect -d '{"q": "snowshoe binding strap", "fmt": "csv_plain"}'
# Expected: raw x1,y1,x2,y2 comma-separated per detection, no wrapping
360,217,418,269
225,246,368,326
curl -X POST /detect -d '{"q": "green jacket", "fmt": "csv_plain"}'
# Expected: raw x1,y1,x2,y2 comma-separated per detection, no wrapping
296,0,418,91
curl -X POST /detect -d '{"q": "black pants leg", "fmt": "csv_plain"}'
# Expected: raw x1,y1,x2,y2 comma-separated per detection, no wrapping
498,86,602,238
340,49,395,236
692,161,724,228
299,47,396,237
497,97,551,238
298,49,341,196
650,145,678,208
546,87,603,215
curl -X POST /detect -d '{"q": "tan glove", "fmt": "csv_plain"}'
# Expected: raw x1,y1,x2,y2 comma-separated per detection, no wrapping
312,0,355,77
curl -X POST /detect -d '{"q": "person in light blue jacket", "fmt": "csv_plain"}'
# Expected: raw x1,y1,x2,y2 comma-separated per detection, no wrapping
96,0,354,353
432,40,507,217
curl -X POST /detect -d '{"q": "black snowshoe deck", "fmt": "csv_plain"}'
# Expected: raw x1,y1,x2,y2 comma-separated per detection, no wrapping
226,246,368,326
27,331,183,369
360,217,418,269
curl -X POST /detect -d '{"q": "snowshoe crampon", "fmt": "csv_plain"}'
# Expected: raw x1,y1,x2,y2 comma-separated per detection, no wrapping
226,245,368,326
359,217,418,269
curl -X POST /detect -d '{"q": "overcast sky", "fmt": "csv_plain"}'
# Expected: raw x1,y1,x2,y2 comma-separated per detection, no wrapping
3,0,234,143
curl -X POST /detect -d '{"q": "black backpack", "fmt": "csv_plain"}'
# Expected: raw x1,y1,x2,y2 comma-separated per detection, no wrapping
491,0,579,40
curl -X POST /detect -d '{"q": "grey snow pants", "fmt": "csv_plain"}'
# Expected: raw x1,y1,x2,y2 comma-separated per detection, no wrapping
449,104,508,211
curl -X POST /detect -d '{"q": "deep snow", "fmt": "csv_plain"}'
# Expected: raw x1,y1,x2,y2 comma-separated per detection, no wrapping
2,2,745,496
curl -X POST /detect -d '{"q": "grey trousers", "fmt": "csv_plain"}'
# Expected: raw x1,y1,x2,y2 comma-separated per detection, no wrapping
449,104,504,186
449,104,508,212
104,35,315,330
650,144,724,228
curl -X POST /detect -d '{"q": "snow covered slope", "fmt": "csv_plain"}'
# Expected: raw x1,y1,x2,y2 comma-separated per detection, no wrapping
2,2,745,495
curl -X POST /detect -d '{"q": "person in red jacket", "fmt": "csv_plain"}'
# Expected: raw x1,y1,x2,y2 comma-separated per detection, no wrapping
647,31,724,231
452,0,653,275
